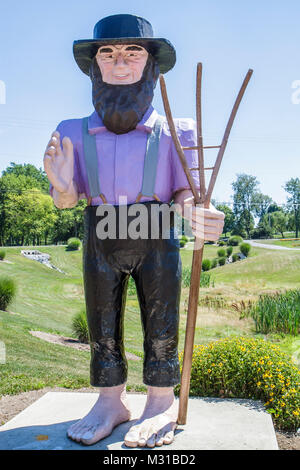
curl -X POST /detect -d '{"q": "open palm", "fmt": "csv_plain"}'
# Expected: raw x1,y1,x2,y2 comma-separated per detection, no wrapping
43,131,74,193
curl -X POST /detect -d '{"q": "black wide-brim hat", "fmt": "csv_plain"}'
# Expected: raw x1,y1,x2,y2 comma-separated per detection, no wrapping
73,14,176,75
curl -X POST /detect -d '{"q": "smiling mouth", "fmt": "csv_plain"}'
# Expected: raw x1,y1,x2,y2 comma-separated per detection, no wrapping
114,74,130,79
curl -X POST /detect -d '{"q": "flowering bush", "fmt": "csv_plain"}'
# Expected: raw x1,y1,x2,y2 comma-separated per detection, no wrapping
176,337,300,431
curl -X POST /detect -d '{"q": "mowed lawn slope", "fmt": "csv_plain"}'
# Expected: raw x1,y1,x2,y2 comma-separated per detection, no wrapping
0,243,299,396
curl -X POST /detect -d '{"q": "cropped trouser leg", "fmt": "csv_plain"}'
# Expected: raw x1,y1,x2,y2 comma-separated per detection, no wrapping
82,204,181,388
132,242,182,387
83,207,129,386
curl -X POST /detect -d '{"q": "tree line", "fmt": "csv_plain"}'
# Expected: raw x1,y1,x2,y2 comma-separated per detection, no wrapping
0,163,299,246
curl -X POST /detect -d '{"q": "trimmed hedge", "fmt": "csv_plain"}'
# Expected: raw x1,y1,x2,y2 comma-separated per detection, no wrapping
176,337,300,431
202,259,211,271
240,242,251,257
218,256,226,266
0,250,6,260
67,237,81,251
217,248,226,258
226,246,233,257
228,235,243,246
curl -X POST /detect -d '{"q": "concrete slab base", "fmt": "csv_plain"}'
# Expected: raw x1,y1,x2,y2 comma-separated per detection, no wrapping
0,392,278,450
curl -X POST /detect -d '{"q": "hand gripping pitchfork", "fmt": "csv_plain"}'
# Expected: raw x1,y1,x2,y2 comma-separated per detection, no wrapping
159,63,253,425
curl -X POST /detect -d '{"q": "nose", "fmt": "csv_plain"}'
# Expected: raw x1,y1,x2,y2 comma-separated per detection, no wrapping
115,53,126,66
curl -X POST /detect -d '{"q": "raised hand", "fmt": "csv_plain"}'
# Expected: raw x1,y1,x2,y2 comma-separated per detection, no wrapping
43,131,74,193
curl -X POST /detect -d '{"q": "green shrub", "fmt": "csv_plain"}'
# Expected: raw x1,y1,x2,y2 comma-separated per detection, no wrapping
0,250,6,260
226,246,233,257
181,235,189,243
0,277,16,311
72,309,89,343
250,289,300,335
217,248,226,258
176,337,300,431
179,240,186,248
228,235,243,246
67,237,81,251
218,240,225,246
202,259,211,271
232,253,240,262
218,256,226,266
240,242,251,257
210,258,218,269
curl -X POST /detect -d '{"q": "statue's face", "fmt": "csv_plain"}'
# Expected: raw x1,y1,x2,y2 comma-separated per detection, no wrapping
96,44,148,85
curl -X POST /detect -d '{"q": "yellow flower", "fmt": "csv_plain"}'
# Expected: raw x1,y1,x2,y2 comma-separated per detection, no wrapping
257,382,261,387
293,411,299,416
207,369,212,374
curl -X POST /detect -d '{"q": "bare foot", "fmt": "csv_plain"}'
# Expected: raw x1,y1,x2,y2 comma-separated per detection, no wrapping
67,384,131,445
124,386,178,448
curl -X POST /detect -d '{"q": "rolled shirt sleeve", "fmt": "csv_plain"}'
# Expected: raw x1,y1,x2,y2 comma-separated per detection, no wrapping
170,118,201,197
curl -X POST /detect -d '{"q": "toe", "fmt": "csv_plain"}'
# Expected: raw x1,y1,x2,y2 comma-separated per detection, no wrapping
124,426,139,447
155,430,164,447
146,433,156,448
138,437,147,447
163,430,174,445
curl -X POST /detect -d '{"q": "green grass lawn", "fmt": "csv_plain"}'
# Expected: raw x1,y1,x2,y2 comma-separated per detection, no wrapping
0,242,299,396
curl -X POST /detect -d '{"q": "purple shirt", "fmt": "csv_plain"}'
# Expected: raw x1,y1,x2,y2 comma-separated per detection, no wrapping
51,105,200,206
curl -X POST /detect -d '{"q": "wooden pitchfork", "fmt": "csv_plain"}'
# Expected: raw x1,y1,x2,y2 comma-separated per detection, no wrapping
159,63,253,425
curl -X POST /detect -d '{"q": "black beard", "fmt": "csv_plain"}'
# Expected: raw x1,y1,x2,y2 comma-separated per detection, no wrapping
89,55,160,134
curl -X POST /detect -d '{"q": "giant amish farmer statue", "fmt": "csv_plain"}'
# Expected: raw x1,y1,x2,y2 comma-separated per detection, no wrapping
44,14,225,448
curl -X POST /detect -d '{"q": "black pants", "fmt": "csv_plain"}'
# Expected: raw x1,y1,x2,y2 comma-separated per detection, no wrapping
82,202,182,387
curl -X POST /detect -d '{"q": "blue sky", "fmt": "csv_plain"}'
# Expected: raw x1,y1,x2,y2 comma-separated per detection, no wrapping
0,0,299,206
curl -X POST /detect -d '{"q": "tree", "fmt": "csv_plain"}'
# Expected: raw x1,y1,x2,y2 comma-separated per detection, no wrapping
215,204,235,237
4,189,57,246
284,178,300,238
269,211,288,238
251,192,273,221
232,174,259,238
2,162,49,193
